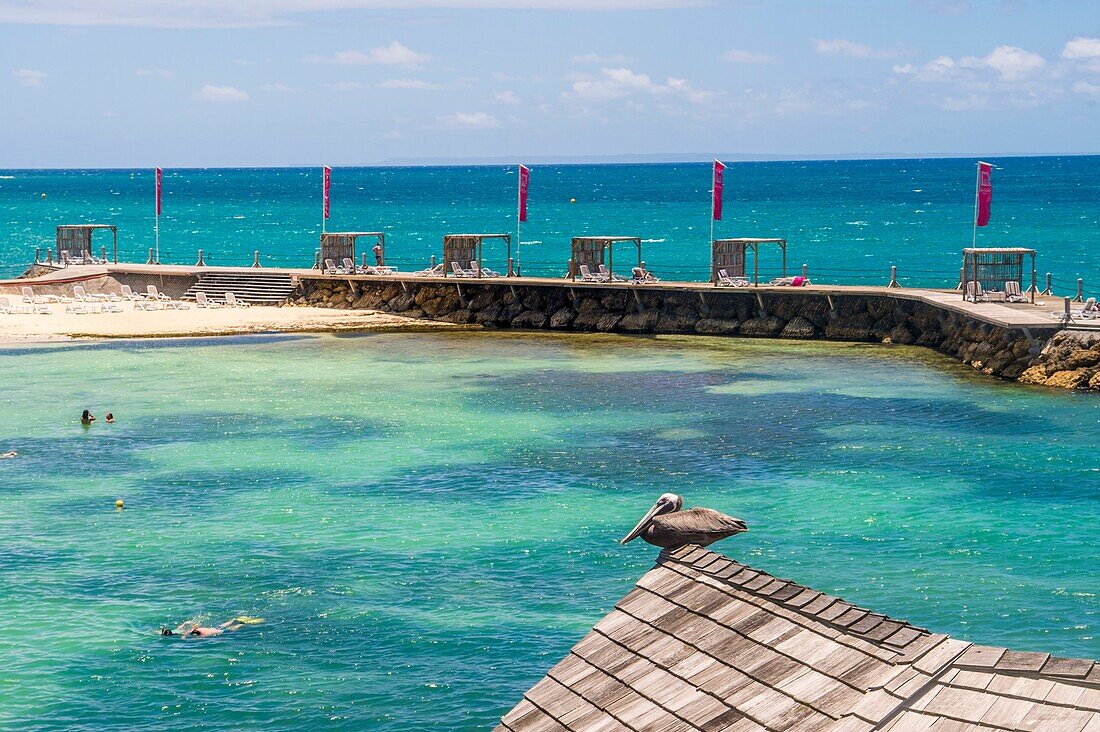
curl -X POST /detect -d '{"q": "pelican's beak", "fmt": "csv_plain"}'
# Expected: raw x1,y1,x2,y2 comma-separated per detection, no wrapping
620,500,664,545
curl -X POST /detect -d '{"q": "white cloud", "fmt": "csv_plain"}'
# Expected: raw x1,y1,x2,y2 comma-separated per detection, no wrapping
192,84,249,101
13,68,47,86
438,111,500,129
494,90,521,104
572,52,631,64
379,78,442,89
813,39,896,59
724,49,773,64
1072,80,1100,97
136,67,173,78
1062,37,1100,60
0,1,696,28
567,67,711,103
306,42,431,67
324,81,366,91
896,47,1045,82
260,83,293,92
964,45,1045,80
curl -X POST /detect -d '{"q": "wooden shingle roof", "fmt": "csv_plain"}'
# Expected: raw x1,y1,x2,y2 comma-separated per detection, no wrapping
496,545,1100,732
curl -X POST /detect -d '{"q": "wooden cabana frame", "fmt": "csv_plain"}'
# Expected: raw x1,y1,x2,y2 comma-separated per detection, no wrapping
570,236,642,282
319,232,385,269
712,238,786,286
962,247,1036,304
56,224,117,264
443,233,512,278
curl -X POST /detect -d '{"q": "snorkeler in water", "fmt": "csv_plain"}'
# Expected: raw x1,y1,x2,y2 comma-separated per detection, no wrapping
81,409,95,426
160,616,263,638
161,619,242,638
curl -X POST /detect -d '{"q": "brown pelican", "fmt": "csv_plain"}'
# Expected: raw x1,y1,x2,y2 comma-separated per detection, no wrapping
620,493,748,549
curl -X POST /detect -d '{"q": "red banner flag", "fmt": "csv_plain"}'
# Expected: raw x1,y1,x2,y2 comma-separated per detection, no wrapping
323,165,332,220
712,160,725,221
518,164,530,223
155,167,162,216
976,162,992,227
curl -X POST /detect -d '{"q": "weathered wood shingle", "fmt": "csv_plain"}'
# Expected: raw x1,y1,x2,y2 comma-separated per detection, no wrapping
496,546,1100,731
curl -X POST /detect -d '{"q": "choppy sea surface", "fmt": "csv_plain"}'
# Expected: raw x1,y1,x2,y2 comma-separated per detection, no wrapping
0,331,1096,730
0,158,1097,291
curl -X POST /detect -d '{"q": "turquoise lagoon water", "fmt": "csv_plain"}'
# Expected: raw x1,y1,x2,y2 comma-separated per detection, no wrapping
0,331,1097,730
1,158,1098,291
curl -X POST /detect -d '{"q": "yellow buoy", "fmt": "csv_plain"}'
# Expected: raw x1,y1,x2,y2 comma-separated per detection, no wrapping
115,499,124,509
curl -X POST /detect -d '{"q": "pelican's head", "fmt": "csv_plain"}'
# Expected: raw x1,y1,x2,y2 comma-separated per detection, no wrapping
620,493,683,545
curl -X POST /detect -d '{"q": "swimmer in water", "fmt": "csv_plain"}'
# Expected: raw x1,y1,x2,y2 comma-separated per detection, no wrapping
105,412,115,424
1,450,17,459
161,619,245,638
81,409,95,426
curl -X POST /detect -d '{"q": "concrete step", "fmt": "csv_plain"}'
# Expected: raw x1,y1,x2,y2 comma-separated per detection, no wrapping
183,272,296,304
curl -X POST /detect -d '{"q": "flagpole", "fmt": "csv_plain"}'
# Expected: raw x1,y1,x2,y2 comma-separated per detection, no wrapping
710,161,717,281
971,161,981,249
154,166,160,264
516,164,522,277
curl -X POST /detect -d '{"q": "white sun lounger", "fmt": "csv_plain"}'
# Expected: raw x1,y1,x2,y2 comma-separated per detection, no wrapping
964,281,987,303
599,264,626,282
74,285,121,303
578,264,603,282
631,267,659,284
120,285,147,301
225,292,250,308
450,261,474,277
146,285,171,302
1005,281,1028,303
195,291,224,308
21,286,67,304
413,264,444,277
469,262,500,278
65,301,94,314
0,296,32,315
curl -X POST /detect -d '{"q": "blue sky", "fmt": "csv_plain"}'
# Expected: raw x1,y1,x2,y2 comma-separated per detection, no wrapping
2,0,1099,166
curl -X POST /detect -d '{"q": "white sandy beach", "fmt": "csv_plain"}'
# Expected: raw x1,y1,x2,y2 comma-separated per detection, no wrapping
0,302,461,342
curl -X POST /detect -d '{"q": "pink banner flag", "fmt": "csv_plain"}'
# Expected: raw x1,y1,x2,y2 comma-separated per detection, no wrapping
712,160,725,221
155,167,162,216
518,164,530,223
323,165,332,220
976,162,992,227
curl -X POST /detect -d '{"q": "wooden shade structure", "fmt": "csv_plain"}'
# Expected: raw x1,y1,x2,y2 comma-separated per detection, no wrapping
570,236,642,282
443,233,511,278
56,224,117,264
712,238,786,286
962,247,1036,303
319,232,384,268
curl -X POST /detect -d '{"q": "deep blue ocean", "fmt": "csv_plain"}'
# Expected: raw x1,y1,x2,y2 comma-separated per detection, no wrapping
1,157,1097,293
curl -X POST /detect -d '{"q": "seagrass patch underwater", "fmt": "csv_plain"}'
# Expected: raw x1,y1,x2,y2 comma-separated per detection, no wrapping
0,331,1096,731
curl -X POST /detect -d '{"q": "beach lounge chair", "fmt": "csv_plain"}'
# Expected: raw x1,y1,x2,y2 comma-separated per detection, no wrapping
1005,281,1028,303
964,281,987,302
373,265,396,275
163,297,190,310
342,258,358,274
119,285,148,302
0,296,32,315
195,291,224,309
146,285,171,302
450,261,474,278
21,286,61,304
631,267,659,284
598,264,626,282
74,285,121,303
1050,297,1098,321
413,264,444,277
225,292,251,308
578,264,603,282
65,301,94,314
134,299,162,311
470,262,500,278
